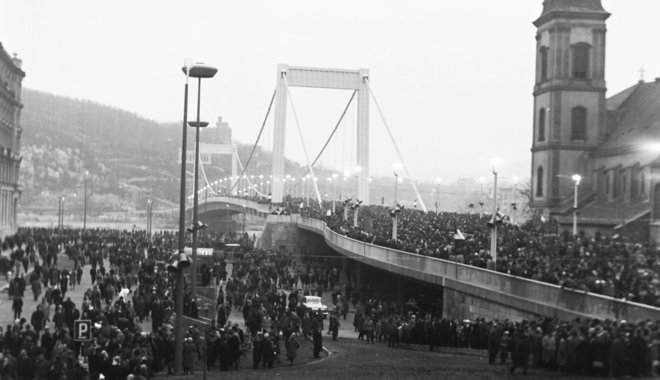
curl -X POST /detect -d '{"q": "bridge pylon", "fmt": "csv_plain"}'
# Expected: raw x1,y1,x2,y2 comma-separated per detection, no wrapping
271,64,370,204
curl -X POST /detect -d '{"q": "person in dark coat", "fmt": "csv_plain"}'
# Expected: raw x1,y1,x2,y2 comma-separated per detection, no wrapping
252,333,263,369
261,333,275,368
218,333,231,371
182,337,197,374
329,313,340,341
510,329,532,375
30,306,46,335
90,266,97,284
227,330,241,369
487,324,500,364
76,266,83,284
11,297,23,320
286,332,300,365
312,327,323,358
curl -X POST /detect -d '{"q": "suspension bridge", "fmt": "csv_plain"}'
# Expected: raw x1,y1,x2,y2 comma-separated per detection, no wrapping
182,64,660,323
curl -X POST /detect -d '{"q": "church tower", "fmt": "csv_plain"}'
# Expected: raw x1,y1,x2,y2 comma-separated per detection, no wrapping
530,0,610,214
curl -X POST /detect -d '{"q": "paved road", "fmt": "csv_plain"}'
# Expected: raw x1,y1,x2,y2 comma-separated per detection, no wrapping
0,251,98,330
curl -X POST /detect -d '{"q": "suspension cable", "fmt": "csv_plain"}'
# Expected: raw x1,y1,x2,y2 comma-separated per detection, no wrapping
282,74,323,208
287,89,357,194
234,148,268,198
230,89,277,193
365,78,428,213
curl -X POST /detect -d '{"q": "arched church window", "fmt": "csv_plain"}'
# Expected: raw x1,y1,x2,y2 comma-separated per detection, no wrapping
641,173,646,194
572,43,590,79
571,107,587,140
540,47,549,81
654,184,660,220
536,166,544,197
538,108,546,142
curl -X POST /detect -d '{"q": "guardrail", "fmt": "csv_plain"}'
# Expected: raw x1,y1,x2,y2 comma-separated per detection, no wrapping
294,215,660,322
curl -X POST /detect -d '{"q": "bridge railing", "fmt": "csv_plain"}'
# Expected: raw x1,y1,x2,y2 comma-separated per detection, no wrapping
296,216,660,322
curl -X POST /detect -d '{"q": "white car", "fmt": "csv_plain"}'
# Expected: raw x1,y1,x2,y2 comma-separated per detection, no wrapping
302,296,329,315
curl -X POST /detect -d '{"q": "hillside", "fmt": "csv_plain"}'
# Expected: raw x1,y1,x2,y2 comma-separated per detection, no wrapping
17,89,314,214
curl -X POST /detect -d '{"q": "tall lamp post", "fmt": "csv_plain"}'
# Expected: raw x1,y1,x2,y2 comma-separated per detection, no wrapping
572,174,582,236
490,166,499,265
146,198,153,241
83,170,89,229
435,177,442,213
174,60,216,375
189,120,209,300
58,195,65,229
332,173,338,213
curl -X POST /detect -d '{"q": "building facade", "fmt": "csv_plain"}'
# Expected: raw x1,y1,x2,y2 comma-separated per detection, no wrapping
530,0,660,242
0,43,24,238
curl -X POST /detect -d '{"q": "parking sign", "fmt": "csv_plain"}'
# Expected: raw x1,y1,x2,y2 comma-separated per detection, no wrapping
74,320,92,342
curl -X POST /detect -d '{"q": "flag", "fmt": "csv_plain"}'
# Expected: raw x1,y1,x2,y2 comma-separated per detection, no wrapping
453,229,465,241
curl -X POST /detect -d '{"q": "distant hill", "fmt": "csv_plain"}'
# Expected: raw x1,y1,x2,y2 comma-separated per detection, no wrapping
17,89,319,214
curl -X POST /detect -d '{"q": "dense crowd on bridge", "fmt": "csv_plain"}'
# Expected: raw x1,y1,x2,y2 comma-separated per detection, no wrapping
264,197,660,308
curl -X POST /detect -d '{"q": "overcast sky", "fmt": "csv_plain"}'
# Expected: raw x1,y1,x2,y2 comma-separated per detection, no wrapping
2,0,659,184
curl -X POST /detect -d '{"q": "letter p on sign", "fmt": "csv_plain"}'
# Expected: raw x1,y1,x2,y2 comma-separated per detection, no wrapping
74,320,92,342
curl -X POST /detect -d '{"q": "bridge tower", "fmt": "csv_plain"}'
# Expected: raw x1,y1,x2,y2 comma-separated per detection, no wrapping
271,64,370,204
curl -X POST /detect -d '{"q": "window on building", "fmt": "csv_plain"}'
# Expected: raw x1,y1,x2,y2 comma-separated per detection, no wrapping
622,173,627,199
572,44,590,79
642,173,646,194
538,108,546,142
540,47,549,81
536,166,544,197
613,171,620,199
571,107,587,140
606,173,610,195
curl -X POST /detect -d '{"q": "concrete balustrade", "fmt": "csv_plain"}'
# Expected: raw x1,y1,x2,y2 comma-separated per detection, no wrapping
296,215,660,322
197,197,660,321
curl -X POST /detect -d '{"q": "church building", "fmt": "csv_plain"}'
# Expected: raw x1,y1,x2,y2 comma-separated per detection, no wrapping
530,0,660,242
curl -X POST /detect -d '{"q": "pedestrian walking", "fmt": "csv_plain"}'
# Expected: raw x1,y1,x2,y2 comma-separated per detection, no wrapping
286,332,300,365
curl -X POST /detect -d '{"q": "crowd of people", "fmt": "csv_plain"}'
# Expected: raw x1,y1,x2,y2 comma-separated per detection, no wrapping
0,225,341,379
265,196,660,308
0,227,253,379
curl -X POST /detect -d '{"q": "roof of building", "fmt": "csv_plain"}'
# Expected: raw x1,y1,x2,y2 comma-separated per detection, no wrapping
597,79,660,154
534,0,609,26
0,42,25,77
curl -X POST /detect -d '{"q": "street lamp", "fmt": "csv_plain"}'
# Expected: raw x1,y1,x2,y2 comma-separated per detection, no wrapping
572,174,582,236
174,59,216,375
393,164,402,206
332,173,338,213
189,120,209,302
57,195,65,229
82,170,90,229
435,177,442,213
490,158,502,266
146,198,153,241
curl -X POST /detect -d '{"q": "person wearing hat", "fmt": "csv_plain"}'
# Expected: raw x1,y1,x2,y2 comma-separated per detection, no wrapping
252,332,263,369
500,330,511,364
286,332,300,365
261,332,275,369
183,337,197,375
312,327,323,359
